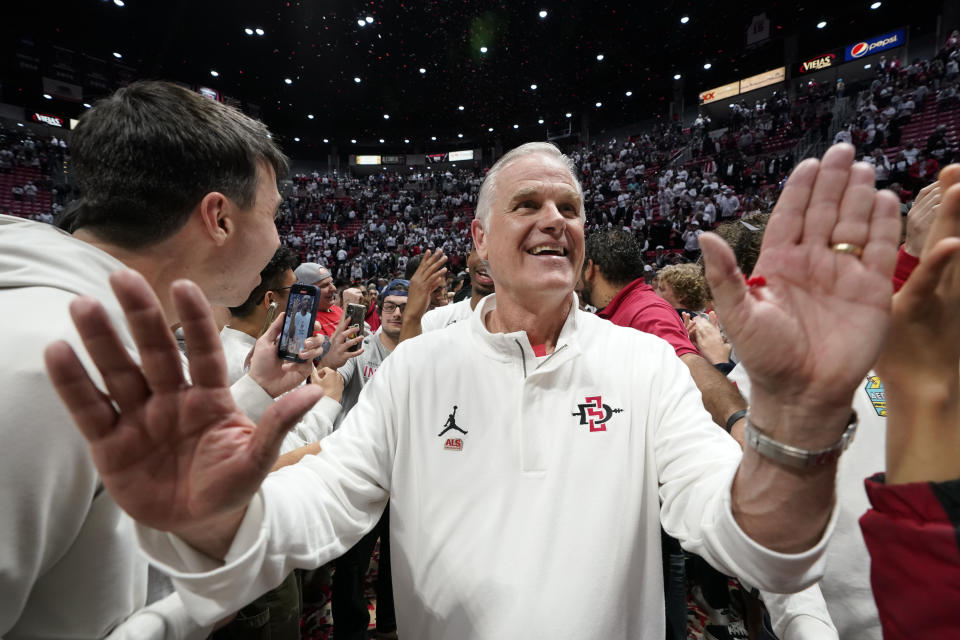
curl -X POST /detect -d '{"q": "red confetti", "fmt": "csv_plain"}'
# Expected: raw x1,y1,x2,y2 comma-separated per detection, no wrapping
745,275,767,288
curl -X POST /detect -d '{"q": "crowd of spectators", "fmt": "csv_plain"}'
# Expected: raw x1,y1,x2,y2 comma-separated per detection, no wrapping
0,125,70,222
840,34,960,195
5,36,959,290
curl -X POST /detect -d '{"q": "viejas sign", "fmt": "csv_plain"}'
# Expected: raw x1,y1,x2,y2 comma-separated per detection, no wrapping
32,113,64,127
798,53,837,74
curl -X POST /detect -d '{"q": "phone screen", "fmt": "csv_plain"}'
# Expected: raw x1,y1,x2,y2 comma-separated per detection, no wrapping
345,303,366,353
278,284,320,362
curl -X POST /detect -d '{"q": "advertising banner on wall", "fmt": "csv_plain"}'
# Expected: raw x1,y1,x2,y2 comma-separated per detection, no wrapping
797,52,839,74
739,67,785,93
699,81,740,105
844,28,906,61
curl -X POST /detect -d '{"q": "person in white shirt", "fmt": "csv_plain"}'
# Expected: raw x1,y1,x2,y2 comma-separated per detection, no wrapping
47,142,900,640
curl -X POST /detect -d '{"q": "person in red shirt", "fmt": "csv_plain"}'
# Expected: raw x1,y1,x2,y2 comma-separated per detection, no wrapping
293,262,342,337
578,229,747,440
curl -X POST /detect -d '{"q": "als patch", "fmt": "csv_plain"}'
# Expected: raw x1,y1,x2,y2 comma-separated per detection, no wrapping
864,376,886,417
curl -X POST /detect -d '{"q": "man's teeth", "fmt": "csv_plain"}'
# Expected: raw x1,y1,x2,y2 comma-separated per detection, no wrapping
529,246,567,256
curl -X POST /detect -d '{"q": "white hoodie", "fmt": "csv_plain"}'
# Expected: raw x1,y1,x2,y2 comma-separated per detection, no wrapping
0,215,271,639
138,293,835,639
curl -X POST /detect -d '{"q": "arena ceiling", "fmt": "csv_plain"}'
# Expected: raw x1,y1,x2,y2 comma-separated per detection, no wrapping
2,0,935,158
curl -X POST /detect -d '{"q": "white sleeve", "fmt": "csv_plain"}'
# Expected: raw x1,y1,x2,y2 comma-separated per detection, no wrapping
104,593,212,640
651,344,834,594
229,374,274,424
419,307,442,333
135,351,401,625
278,396,342,454
760,584,839,640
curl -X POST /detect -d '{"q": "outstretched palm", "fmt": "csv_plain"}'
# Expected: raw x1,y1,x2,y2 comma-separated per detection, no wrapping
45,272,322,552
701,144,901,409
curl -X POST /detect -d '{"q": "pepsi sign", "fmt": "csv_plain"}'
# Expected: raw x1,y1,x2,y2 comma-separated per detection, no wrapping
844,28,906,61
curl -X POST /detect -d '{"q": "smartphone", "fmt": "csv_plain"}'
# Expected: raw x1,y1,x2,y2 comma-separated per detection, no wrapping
278,283,320,363
345,303,366,353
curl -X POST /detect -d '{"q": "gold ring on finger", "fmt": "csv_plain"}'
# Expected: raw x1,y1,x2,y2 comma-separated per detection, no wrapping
831,242,864,258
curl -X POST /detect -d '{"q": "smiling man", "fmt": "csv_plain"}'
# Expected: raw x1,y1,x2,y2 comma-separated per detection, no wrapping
47,142,902,640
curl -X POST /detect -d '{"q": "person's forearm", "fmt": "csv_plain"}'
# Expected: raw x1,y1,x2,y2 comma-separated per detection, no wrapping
681,353,747,440
272,442,323,472
731,395,848,553
174,507,248,561
883,374,960,484
399,313,423,342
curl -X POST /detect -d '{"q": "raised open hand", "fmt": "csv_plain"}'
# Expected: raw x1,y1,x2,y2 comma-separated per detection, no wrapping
406,249,447,318
903,180,943,257
43,271,324,557
700,144,901,414
873,167,960,484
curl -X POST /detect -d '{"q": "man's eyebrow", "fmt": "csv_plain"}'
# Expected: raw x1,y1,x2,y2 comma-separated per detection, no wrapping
508,185,581,203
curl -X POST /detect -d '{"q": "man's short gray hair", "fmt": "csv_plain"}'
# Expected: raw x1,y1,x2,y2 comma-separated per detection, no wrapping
474,142,585,230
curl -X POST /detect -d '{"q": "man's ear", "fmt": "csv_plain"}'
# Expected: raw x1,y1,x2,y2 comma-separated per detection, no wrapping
197,192,232,246
471,219,488,260
582,258,596,283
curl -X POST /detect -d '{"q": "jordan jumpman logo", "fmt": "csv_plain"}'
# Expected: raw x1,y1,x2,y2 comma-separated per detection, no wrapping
438,405,468,437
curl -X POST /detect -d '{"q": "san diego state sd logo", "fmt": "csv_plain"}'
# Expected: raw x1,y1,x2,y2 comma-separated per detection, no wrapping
571,395,623,432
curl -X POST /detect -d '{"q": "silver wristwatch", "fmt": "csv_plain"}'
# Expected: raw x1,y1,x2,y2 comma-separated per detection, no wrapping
744,411,858,469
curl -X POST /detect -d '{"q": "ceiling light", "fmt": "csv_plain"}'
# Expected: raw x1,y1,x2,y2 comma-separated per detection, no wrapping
357,19,366,27
817,20,827,28
404,138,410,143
380,138,385,143
16,122,23,127
431,136,437,141
513,124,519,129
383,114,390,119
538,118,544,124
458,105,464,111
43,94,52,100
419,67,426,74
113,0,125,6
674,73,682,80
365,16,374,23
458,133,463,138
284,78,293,84
112,52,122,59
870,1,881,7
308,114,314,119
539,9,547,18
210,70,219,77
864,63,872,69
83,102,92,108
595,102,602,107
354,76,361,83
351,139,357,143
565,112,572,118
480,46,488,53
596,54,604,61
244,28,254,35
488,127,494,132
625,91,633,97
294,137,300,142
680,16,690,24
323,138,329,143
530,83,538,90
255,28,264,36
703,62,712,69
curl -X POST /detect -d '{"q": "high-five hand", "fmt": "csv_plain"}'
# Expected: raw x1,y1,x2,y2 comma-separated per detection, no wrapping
44,271,324,558
700,143,901,433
